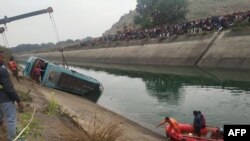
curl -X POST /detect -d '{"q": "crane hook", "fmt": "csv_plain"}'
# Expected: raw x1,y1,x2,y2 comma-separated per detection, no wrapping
47,7,53,13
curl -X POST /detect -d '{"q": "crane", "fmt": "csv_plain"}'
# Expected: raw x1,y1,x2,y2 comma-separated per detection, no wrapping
0,7,53,26
0,7,67,68
0,7,53,47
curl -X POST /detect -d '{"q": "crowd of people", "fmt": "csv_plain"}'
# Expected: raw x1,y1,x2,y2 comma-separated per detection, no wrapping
103,10,250,43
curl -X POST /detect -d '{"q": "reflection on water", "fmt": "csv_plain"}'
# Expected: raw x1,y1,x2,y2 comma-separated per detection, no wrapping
65,66,250,136
85,67,250,98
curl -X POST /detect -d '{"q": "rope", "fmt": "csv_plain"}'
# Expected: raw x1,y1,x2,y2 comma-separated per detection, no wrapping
13,107,37,141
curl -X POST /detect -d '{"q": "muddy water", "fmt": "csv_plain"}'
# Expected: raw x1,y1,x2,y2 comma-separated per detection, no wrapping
69,66,250,136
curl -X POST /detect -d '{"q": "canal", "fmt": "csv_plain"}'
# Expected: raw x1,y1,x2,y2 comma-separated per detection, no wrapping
69,66,250,136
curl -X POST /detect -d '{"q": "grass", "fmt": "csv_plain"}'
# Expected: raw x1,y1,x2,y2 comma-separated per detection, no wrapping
58,106,123,141
17,111,44,140
43,93,61,116
74,114,123,141
85,120,123,141
17,89,33,103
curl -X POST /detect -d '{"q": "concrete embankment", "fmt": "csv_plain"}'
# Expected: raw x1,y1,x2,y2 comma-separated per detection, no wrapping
198,32,250,69
18,30,250,69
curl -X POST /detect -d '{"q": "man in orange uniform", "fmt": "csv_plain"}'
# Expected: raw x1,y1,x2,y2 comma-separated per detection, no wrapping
7,56,19,82
156,117,181,134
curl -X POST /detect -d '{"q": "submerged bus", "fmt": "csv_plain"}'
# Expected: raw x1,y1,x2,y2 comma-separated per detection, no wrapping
23,56,102,101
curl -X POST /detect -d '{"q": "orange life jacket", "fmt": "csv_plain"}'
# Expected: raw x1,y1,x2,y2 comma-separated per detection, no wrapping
168,118,181,134
8,61,17,71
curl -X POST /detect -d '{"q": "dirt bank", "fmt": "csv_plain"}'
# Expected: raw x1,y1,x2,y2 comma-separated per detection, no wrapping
2,73,168,141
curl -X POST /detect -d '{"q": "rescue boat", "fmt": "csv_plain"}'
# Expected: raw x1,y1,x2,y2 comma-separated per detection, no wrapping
166,123,224,141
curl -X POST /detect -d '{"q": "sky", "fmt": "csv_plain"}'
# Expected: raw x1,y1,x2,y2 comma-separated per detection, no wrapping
0,0,137,47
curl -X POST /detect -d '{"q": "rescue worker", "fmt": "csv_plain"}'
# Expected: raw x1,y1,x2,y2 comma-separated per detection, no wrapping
156,117,181,134
7,56,19,82
198,111,206,128
193,110,202,137
33,64,42,84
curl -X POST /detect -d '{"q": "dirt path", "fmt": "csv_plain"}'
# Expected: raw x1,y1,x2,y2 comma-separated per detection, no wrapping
11,74,168,141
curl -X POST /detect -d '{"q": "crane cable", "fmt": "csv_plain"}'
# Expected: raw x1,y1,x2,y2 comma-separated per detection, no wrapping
3,32,9,48
49,13,60,42
1,34,6,46
1,31,9,48
49,13,69,69
3,25,9,48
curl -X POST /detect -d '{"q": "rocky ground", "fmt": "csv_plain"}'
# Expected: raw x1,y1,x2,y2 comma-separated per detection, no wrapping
0,71,168,141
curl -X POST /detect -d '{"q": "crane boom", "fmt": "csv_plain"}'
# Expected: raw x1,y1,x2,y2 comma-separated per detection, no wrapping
0,7,53,25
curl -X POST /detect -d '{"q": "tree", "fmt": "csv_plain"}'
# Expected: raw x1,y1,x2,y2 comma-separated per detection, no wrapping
134,0,188,28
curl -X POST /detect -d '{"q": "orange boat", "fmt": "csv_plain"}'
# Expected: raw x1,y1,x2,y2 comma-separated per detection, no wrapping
165,123,224,141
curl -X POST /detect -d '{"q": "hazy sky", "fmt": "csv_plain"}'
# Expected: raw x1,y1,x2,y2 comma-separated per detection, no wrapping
0,0,136,47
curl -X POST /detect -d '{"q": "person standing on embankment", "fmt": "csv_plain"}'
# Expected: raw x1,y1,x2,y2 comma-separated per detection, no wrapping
7,56,20,82
0,51,24,141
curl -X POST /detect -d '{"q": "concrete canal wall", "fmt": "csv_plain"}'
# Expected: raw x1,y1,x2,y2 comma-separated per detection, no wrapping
18,30,250,69
198,33,250,69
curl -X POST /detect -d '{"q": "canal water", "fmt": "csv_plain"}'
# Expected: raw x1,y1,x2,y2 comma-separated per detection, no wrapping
70,66,250,136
